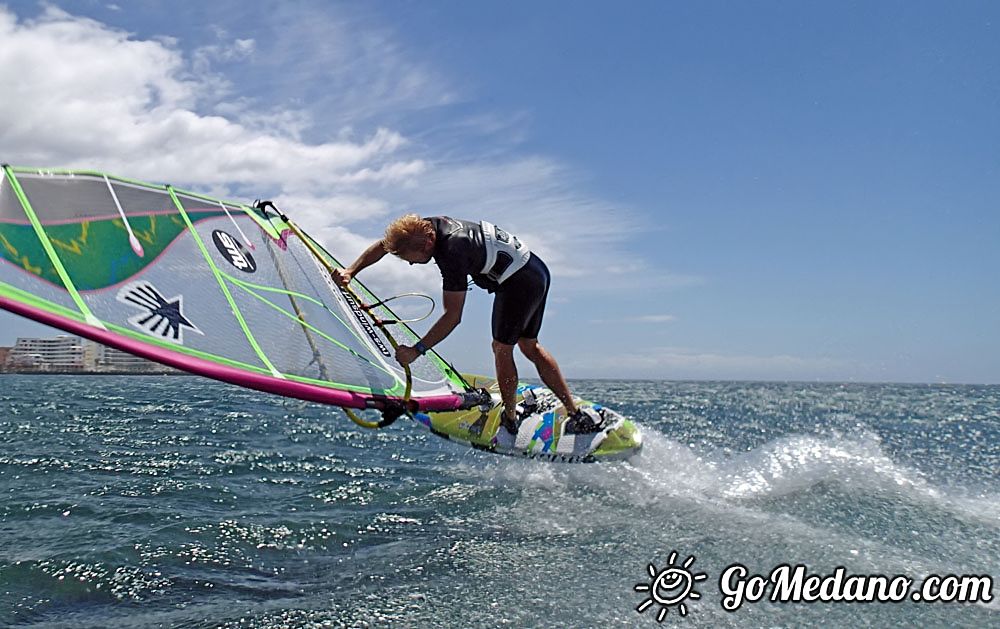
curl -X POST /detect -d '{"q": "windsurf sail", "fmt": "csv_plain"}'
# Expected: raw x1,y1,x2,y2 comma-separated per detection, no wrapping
0,165,477,414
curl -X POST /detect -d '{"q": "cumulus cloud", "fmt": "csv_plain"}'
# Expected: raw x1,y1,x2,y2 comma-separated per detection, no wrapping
0,4,660,299
0,7,417,193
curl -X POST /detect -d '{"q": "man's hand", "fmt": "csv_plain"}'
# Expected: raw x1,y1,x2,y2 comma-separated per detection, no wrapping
331,268,353,286
395,345,420,367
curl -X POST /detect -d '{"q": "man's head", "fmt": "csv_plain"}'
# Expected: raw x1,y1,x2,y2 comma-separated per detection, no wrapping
383,214,435,264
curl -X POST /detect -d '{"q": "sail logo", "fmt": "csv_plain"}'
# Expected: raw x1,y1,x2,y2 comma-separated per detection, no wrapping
212,230,256,273
117,281,203,344
338,286,392,357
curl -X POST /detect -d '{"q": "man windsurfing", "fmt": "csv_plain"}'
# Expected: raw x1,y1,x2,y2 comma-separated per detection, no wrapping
331,214,605,435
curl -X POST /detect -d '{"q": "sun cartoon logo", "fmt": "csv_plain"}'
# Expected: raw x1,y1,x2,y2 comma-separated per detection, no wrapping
634,551,708,621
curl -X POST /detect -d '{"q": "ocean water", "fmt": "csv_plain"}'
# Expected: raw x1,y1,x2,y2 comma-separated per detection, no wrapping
0,375,997,628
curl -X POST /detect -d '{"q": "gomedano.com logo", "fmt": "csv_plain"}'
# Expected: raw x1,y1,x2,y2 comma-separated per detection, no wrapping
635,554,995,621
720,564,994,611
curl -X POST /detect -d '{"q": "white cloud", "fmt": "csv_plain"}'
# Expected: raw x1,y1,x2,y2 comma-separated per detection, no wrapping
0,7,417,191
384,156,657,288
0,4,670,304
252,4,460,126
277,192,390,225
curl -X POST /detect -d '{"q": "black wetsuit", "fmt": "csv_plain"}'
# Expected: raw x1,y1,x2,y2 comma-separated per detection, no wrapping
427,216,550,345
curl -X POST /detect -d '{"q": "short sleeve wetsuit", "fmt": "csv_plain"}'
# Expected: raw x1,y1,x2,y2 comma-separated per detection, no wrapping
427,216,550,345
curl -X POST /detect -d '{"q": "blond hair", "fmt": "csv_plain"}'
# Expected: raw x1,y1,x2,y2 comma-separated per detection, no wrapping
383,214,434,254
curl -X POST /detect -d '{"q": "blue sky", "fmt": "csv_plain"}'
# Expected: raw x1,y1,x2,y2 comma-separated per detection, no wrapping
1,1,997,383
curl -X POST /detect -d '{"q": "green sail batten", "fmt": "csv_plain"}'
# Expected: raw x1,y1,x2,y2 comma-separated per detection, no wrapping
0,281,88,322
167,185,282,379
102,321,271,374
2,165,105,329
227,277,403,394
224,273,397,368
0,222,64,286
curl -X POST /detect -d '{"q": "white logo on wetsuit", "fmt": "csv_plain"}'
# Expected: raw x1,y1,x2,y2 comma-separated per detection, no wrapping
480,221,531,284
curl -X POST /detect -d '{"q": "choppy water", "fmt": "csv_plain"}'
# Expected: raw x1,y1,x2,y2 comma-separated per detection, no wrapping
0,376,997,627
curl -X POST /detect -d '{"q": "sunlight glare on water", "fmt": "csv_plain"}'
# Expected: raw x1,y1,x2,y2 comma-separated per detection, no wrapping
0,376,997,627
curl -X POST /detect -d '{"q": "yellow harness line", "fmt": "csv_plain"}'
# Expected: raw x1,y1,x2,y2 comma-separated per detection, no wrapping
283,219,412,430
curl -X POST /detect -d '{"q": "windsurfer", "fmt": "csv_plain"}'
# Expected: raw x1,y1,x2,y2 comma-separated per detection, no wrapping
331,214,604,435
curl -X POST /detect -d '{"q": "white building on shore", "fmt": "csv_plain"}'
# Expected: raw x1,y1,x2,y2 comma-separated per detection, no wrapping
5,335,96,371
2,335,176,373
94,343,167,372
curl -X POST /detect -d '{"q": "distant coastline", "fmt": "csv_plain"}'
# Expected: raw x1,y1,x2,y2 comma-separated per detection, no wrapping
1,335,182,376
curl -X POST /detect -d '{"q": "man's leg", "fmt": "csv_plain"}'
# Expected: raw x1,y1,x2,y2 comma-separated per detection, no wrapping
492,340,519,426
517,338,578,415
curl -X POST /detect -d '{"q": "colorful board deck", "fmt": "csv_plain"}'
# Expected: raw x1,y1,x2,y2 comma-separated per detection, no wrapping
411,374,643,463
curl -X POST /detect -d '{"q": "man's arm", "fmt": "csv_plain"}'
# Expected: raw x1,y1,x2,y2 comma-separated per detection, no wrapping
332,239,387,285
419,290,467,349
396,290,467,366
